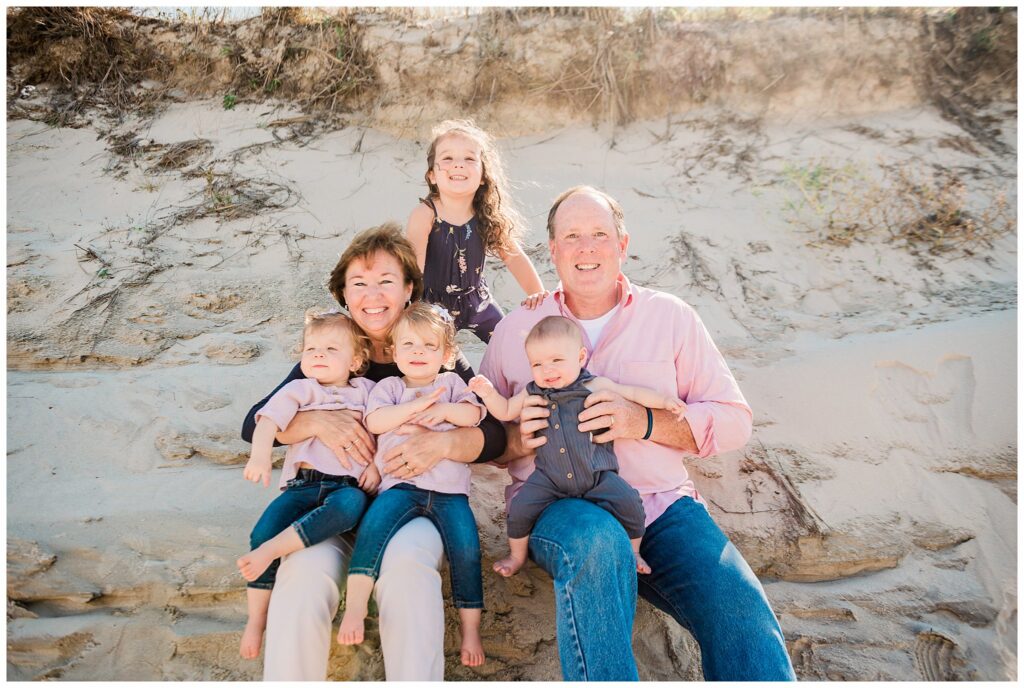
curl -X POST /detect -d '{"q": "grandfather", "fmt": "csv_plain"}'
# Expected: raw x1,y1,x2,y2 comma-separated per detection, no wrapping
479,186,795,680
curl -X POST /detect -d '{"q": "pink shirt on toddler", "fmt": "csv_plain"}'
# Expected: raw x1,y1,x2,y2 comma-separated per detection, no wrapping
254,377,376,489
366,372,485,496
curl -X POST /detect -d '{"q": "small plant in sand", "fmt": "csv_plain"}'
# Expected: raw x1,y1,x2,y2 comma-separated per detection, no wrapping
781,159,1015,254
222,93,237,110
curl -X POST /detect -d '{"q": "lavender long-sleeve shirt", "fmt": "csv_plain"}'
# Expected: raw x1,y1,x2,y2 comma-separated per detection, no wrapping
480,274,753,527
255,377,375,489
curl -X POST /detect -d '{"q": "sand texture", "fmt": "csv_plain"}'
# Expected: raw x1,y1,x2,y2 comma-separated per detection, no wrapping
6,9,1018,682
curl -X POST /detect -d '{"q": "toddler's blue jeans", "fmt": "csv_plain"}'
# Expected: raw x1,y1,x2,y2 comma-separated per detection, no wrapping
247,469,368,590
348,483,483,609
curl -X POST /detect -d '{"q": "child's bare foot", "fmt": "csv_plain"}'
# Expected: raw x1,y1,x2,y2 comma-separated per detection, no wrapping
336,610,365,645
492,554,526,577
460,629,485,667
236,546,276,582
635,551,651,575
239,620,265,659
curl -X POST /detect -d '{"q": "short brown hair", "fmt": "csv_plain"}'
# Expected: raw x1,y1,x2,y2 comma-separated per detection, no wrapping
327,222,423,309
302,309,372,376
387,302,458,370
525,315,584,349
546,185,626,240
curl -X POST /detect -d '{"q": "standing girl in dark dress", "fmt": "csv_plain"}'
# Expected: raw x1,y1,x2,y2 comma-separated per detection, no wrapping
406,120,548,343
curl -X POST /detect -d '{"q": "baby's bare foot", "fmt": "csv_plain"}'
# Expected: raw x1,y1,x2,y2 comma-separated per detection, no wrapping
635,552,651,575
336,610,365,645
460,630,485,667
237,547,275,582
492,554,525,577
239,621,265,659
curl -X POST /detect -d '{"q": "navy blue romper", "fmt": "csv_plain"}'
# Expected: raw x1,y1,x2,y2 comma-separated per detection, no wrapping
505,369,646,540
421,198,504,343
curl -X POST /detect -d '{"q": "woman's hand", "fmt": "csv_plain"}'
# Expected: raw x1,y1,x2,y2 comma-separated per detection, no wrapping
287,409,375,468
380,424,451,479
518,394,550,450
578,389,646,443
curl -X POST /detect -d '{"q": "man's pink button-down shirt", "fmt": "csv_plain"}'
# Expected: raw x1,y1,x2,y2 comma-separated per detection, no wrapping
480,274,753,527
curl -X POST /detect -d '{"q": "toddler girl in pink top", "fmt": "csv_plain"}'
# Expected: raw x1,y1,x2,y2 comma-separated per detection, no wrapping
336,302,488,667
236,311,378,659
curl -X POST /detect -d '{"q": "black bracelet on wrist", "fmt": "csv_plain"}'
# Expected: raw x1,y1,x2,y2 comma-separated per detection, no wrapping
642,407,654,440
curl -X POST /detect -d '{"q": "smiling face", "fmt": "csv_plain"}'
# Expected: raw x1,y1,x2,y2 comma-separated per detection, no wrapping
390,320,449,385
299,325,361,387
342,251,414,346
525,334,587,390
427,133,484,199
548,191,629,318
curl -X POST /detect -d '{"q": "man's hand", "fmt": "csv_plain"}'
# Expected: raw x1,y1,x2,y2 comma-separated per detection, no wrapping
579,389,646,443
518,393,550,450
381,424,451,479
358,462,381,493
292,409,375,468
243,454,273,488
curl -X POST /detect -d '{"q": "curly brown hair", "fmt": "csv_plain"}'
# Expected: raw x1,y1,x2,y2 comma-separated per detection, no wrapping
423,119,523,258
327,222,423,309
301,309,372,376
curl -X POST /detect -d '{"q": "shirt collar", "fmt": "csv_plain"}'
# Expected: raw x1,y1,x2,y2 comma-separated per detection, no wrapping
552,273,635,316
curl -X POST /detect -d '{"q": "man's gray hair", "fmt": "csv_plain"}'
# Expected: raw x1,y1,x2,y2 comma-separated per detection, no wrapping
546,185,626,240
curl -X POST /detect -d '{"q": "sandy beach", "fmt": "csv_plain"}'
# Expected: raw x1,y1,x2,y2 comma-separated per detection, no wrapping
6,7,1017,681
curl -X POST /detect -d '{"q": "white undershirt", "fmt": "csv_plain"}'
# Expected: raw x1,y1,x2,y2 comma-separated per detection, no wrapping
577,306,618,348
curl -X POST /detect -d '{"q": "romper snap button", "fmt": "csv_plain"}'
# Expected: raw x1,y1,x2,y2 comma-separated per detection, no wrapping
559,447,566,454
554,424,559,429
551,403,557,409
567,472,573,479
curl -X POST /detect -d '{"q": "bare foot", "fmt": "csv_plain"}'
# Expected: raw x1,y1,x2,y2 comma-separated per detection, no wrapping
492,554,525,577
237,546,276,582
635,551,651,575
460,629,485,667
239,620,264,659
336,609,365,645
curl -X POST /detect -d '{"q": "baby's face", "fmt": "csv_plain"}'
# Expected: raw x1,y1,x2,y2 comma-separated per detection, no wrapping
299,327,359,387
526,336,585,390
392,322,448,382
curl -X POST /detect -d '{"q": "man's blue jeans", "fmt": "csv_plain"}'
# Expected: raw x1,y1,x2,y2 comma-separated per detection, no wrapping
348,484,483,609
529,496,796,681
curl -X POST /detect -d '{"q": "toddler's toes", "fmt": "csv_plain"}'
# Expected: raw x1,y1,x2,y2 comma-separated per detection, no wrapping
635,553,652,575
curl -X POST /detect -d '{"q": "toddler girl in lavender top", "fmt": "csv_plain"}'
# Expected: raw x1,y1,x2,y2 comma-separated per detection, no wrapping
336,302,487,667
470,315,688,577
236,310,378,659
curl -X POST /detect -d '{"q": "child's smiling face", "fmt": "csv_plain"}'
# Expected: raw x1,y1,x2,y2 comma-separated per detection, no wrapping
299,326,361,387
428,133,484,198
392,321,448,384
525,335,587,390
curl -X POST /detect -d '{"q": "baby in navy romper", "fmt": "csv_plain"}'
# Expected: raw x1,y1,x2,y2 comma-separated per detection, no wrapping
470,315,688,576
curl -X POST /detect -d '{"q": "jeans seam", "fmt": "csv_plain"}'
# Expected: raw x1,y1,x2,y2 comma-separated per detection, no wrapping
291,521,313,549
432,497,482,609
530,533,587,680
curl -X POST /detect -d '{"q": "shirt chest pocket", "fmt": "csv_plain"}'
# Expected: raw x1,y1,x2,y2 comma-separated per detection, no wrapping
618,361,678,398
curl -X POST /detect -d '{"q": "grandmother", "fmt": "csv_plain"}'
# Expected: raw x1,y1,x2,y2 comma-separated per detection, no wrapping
241,223,505,680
